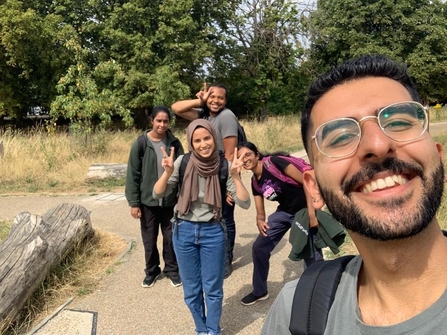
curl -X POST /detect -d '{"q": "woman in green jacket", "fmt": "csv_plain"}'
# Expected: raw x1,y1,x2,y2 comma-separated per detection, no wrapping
125,106,184,288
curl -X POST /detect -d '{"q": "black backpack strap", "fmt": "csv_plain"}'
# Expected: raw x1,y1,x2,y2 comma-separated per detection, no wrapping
178,153,191,189
137,133,147,161
178,151,228,206
218,151,229,202
237,123,247,144
289,255,355,335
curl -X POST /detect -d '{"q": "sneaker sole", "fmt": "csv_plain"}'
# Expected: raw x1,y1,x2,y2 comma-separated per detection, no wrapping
241,294,269,306
170,281,182,287
141,274,160,288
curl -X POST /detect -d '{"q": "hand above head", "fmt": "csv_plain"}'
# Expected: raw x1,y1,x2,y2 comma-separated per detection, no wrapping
196,82,212,105
160,146,175,175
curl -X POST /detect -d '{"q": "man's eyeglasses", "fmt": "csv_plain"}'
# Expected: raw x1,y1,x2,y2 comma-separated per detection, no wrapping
311,101,428,158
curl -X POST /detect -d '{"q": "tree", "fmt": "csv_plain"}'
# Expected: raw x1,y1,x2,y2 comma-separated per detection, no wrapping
50,39,133,133
0,0,76,119
207,0,310,120
305,0,447,103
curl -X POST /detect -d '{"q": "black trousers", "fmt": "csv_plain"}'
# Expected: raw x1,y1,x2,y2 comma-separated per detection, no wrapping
140,205,178,277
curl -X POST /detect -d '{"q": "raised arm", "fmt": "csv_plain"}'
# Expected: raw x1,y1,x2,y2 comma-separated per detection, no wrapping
153,147,175,196
171,99,201,121
171,83,209,121
229,148,250,202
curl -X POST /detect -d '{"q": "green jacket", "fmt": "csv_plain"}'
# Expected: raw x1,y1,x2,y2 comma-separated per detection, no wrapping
125,129,184,208
288,208,346,261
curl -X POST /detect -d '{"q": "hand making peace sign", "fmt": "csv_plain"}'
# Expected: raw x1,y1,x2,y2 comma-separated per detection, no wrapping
229,147,244,178
160,146,175,176
196,82,213,105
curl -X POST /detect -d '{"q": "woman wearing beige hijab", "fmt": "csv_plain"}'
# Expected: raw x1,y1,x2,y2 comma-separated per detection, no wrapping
154,119,250,335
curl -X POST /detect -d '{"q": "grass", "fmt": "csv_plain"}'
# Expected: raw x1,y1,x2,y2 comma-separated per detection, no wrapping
429,105,447,123
0,115,303,195
0,220,12,242
0,225,128,335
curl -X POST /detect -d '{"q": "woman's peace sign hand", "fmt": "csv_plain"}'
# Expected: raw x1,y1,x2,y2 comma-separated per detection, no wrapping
230,147,244,177
160,146,175,176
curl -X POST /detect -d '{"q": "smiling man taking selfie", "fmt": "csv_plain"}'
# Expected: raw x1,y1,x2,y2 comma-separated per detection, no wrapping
262,54,446,335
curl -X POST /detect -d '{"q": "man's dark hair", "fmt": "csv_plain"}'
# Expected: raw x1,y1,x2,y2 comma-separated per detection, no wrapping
300,54,421,154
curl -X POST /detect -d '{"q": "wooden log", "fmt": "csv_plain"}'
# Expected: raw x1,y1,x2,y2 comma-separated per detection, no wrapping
86,163,127,181
0,203,94,329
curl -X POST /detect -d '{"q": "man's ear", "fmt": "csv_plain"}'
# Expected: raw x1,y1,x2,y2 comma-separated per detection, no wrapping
304,170,324,210
436,142,443,161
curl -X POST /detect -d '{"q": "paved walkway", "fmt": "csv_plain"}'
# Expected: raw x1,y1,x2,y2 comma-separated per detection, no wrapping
0,151,310,335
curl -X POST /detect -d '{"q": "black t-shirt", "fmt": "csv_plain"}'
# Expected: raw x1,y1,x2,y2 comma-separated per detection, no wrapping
251,156,307,214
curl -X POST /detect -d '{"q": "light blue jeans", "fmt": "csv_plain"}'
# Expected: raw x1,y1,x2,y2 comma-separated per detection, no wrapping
173,219,226,335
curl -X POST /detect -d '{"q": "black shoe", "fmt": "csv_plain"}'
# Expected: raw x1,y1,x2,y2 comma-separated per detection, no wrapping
142,274,160,288
241,292,269,306
224,263,233,279
169,274,182,287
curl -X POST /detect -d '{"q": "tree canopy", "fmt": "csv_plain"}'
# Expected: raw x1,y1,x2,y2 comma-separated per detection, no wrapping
0,0,446,129
305,0,447,103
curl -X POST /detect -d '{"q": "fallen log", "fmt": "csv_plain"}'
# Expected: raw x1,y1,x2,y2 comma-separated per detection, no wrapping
86,163,127,181
0,203,94,330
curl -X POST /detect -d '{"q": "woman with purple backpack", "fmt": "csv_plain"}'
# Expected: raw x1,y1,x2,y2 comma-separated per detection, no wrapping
237,141,325,306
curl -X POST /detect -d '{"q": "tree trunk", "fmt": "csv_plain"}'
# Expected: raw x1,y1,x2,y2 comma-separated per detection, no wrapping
0,203,94,330
258,102,268,122
134,107,149,130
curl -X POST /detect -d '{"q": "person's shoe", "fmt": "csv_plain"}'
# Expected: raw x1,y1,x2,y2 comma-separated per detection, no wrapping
241,292,269,306
141,274,160,288
224,263,233,279
169,274,182,287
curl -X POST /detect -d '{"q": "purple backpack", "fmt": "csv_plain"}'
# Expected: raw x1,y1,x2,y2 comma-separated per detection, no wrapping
252,155,313,194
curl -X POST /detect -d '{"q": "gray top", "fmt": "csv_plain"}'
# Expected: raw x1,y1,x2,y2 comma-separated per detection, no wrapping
205,108,239,153
153,155,250,222
261,256,447,334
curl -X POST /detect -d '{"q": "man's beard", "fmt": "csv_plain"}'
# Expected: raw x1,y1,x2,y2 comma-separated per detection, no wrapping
319,158,445,241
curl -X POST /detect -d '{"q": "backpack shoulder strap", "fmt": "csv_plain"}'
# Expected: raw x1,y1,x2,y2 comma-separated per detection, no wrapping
178,153,190,190
218,151,228,203
137,133,147,161
289,255,355,335
237,123,247,144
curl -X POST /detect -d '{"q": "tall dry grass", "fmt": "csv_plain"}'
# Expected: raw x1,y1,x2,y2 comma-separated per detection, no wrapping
0,115,303,194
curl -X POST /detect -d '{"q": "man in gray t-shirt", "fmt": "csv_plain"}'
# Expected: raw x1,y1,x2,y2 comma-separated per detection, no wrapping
172,83,242,277
262,54,447,334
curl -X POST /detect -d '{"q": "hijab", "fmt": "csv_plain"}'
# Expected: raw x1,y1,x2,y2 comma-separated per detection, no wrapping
176,119,222,219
